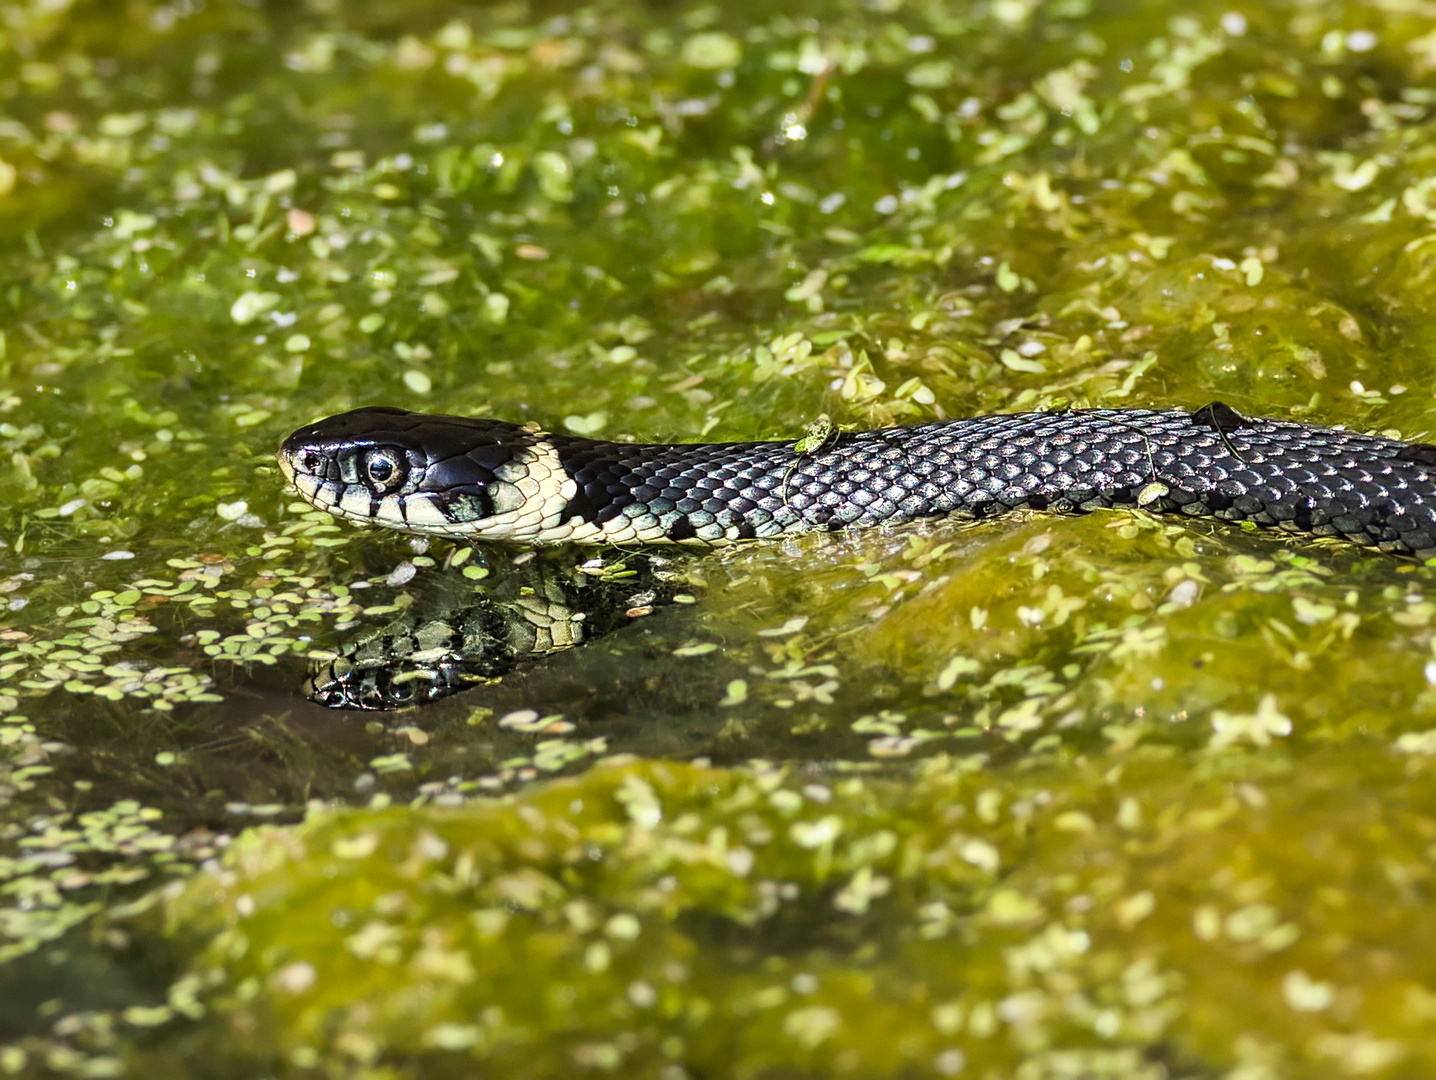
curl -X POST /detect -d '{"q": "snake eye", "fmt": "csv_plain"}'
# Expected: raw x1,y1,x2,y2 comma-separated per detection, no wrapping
302,451,324,474
363,448,406,492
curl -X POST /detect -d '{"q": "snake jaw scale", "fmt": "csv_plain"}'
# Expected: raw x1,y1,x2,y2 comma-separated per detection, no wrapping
442,441,579,542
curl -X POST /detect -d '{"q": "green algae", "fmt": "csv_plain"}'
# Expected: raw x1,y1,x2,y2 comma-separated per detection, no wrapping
3,0,1436,1075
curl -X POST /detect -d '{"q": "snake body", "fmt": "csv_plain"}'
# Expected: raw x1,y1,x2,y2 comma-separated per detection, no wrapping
278,403,1436,557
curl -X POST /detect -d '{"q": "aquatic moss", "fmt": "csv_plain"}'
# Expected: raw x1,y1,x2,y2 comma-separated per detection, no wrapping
78,748,1436,1079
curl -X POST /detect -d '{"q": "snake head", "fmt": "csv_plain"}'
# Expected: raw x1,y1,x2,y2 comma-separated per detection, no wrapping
277,406,571,538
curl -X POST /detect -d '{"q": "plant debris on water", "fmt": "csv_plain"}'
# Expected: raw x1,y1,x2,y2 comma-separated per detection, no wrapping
3,0,1436,1076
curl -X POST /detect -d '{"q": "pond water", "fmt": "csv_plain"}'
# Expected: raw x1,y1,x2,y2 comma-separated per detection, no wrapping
3,0,1436,1076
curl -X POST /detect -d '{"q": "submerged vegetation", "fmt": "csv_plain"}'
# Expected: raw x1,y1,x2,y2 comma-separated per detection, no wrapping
2,0,1436,1075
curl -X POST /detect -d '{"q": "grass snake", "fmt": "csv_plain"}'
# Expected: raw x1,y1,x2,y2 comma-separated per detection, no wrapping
278,403,1436,558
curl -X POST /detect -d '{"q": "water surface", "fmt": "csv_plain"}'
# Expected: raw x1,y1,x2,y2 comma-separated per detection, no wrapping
3,0,1436,1076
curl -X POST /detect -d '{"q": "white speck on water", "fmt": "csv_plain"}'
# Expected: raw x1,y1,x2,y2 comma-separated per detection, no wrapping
1346,29,1377,52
